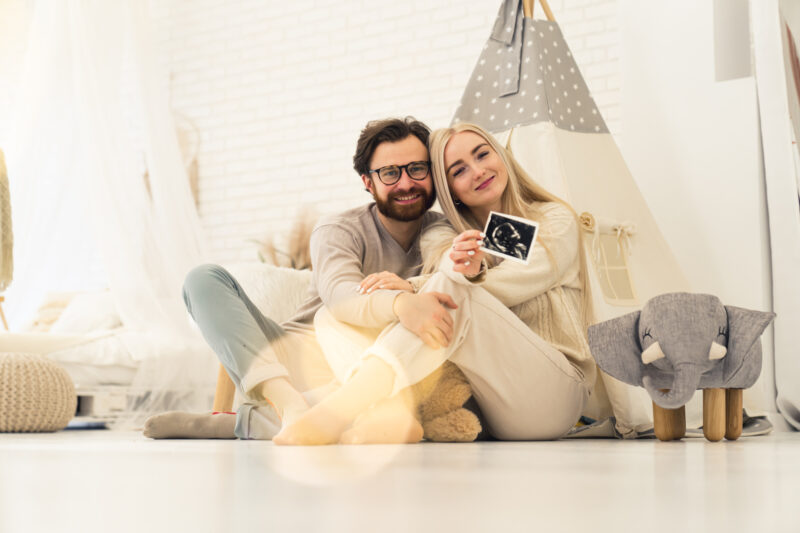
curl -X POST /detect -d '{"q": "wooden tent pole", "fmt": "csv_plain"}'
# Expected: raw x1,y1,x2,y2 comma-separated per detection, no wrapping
523,0,534,18
524,0,556,22
538,0,556,22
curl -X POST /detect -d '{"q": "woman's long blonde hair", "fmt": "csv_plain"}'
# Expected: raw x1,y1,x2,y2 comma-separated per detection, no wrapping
426,122,594,326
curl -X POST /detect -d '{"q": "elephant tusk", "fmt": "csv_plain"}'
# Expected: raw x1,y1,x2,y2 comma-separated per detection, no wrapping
642,341,665,364
708,341,727,360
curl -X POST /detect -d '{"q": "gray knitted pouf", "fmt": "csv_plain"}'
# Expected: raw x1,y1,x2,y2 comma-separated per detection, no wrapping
0,353,76,432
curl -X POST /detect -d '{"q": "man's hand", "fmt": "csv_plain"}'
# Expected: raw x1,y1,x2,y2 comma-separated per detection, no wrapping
393,292,458,349
358,271,414,294
450,230,486,278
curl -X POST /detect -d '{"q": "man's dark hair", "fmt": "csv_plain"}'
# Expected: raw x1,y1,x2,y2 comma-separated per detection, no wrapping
353,117,431,176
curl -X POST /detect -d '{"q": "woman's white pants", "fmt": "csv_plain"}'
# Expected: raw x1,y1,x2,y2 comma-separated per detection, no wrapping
315,272,588,440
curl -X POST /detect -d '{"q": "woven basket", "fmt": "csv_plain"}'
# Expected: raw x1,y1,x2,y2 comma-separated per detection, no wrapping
0,353,76,432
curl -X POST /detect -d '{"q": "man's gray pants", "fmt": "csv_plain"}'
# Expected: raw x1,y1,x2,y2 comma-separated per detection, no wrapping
182,264,332,440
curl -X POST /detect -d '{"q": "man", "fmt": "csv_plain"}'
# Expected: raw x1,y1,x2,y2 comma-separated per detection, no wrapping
144,117,457,440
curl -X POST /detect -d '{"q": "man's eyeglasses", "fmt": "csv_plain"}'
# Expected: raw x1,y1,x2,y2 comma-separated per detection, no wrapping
368,161,430,185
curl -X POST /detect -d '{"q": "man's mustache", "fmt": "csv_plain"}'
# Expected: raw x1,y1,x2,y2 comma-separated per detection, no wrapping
389,187,428,199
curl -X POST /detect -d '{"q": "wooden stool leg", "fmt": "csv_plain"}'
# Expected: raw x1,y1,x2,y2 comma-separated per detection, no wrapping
725,388,743,441
653,401,686,441
212,364,236,412
703,388,726,441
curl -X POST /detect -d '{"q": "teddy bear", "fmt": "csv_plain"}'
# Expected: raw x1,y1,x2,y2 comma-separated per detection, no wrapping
406,360,482,442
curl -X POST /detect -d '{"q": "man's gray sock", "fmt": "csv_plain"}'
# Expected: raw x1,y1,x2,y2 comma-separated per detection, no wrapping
143,411,236,439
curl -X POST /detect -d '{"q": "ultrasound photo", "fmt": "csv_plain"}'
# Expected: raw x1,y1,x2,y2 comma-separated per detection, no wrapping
480,212,539,264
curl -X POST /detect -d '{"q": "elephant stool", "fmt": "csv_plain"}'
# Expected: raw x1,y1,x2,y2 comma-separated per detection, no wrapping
587,292,775,442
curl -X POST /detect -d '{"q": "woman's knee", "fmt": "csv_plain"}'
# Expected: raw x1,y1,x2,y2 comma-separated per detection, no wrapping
417,272,476,306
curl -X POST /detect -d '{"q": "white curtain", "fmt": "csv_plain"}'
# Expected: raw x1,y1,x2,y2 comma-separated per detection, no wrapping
5,0,217,427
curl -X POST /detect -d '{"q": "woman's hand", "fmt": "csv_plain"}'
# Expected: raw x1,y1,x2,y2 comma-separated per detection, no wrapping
358,271,414,294
449,230,485,277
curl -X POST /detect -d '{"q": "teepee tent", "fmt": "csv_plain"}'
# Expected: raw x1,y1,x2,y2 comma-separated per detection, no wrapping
452,0,692,435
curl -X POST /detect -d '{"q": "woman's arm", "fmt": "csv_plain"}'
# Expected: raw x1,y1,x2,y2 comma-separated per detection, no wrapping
419,224,490,284
472,205,581,307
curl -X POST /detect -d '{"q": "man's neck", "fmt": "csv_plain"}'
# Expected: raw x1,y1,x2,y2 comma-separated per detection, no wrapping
375,210,424,252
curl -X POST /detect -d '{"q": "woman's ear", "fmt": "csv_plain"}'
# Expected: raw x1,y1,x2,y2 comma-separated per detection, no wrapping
723,305,775,386
587,310,644,386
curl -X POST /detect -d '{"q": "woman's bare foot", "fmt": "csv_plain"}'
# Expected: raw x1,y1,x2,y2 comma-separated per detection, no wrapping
272,404,351,445
339,399,423,445
273,356,397,445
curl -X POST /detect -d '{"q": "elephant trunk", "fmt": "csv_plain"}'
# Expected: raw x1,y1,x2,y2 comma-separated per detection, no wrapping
643,363,700,409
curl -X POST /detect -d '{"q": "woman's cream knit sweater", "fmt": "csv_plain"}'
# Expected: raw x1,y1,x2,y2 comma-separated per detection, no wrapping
420,201,597,388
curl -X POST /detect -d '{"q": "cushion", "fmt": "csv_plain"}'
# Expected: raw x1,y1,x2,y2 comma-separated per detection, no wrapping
225,263,312,323
0,353,77,432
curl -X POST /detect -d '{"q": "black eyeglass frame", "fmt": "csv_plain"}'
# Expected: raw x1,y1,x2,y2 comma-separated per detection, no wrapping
368,161,431,186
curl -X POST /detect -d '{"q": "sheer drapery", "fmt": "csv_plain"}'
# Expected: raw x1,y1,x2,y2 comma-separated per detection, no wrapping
5,0,217,427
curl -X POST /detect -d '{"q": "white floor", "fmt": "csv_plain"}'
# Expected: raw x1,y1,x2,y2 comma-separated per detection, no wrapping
1,426,799,533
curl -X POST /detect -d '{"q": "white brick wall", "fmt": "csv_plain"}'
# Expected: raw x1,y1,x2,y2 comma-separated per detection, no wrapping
0,0,621,264
149,0,621,264
0,1,620,265
13,1,614,266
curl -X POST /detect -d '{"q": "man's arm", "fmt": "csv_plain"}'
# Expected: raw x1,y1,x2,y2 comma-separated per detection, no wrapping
311,224,404,328
392,291,458,349
312,222,458,347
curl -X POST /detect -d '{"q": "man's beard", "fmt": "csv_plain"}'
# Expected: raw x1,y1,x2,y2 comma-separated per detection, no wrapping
372,186,436,222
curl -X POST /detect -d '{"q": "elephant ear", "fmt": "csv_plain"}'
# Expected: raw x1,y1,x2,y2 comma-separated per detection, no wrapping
587,311,643,387
724,305,776,388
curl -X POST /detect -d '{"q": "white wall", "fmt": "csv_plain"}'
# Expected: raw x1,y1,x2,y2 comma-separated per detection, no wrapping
148,0,623,263
619,0,774,407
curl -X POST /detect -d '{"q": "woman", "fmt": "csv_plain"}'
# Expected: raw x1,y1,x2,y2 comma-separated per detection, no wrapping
275,123,596,444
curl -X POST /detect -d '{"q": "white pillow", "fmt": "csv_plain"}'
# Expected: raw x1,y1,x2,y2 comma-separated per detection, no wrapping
224,263,312,324
49,290,122,335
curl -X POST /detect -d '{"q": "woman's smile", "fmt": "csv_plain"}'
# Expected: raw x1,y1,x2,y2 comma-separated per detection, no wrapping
475,176,495,191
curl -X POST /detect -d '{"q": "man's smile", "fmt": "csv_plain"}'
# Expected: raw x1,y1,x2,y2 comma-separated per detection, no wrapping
392,192,423,204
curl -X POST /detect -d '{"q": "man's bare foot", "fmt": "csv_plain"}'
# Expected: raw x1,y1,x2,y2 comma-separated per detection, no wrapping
272,404,351,446
339,399,423,444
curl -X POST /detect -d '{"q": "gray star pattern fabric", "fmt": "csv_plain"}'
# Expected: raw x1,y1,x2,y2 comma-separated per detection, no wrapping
453,4,608,134
490,0,524,97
